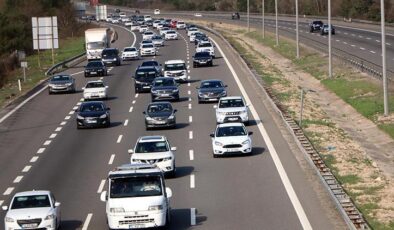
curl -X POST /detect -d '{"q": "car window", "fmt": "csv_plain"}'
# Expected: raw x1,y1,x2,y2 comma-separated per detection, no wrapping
85,82,105,88
142,44,154,48
135,141,169,153
11,195,51,209
124,48,136,52
195,52,210,58
136,70,157,79
52,75,71,81
164,63,185,71
219,99,245,108
199,43,212,48
80,103,105,112
141,61,158,67
148,103,172,113
110,176,162,198
153,78,175,87
102,50,118,57
167,31,175,34
216,126,247,137
201,81,222,88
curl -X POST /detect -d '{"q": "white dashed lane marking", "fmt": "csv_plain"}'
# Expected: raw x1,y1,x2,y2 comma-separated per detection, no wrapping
188,90,191,95
108,154,115,165
97,180,106,193
82,213,93,230
30,156,39,163
43,140,51,146
129,107,133,112
190,208,196,226
73,106,78,110
189,116,192,123
13,176,23,183
3,187,14,195
49,133,57,139
69,110,75,115
116,135,123,143
135,93,139,98
22,165,31,172
124,119,129,126
189,131,193,139
55,127,62,132
65,116,71,120
0,200,3,206
189,150,194,160
132,100,136,104
37,148,45,154
370,51,376,54
190,174,195,188
360,47,365,50
188,103,192,109
77,102,82,106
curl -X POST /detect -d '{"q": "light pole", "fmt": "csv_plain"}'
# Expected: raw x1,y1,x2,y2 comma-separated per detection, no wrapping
262,0,265,38
328,0,332,78
275,0,279,45
295,0,299,58
247,0,250,32
381,0,389,116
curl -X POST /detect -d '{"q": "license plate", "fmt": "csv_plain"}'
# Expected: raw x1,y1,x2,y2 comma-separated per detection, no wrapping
129,224,146,228
209,98,217,101
161,94,170,96
143,86,151,89
86,119,97,123
155,121,166,124
22,223,38,228
228,117,238,121
90,72,97,74
227,148,239,152
107,61,112,64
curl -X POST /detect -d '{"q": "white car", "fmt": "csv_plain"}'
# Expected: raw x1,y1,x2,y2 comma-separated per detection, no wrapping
196,41,215,57
83,80,108,100
2,190,61,230
154,9,161,15
144,15,152,22
100,164,172,229
152,35,165,46
111,17,120,24
140,43,157,56
130,22,140,31
187,27,199,36
140,39,154,48
215,96,249,124
156,23,164,30
176,21,186,30
119,12,127,18
106,16,112,22
159,27,170,36
153,20,160,28
139,25,149,33
163,60,187,82
121,17,130,23
129,136,176,176
124,20,133,26
194,13,202,17
189,31,201,42
164,30,178,40
143,31,156,41
121,47,139,60
210,123,253,157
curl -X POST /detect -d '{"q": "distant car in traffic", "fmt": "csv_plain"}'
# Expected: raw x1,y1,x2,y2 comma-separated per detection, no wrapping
139,25,148,33
48,74,76,94
309,20,323,32
193,51,213,68
165,30,178,40
152,35,165,46
133,66,161,93
140,43,157,56
2,190,61,230
321,24,335,35
197,79,227,103
121,47,139,60
196,41,215,58
76,101,110,129
151,77,180,101
143,102,177,129
154,9,161,15
101,48,121,66
84,61,108,77
83,80,108,100
142,31,156,41
176,21,186,30
141,60,162,73
163,60,187,82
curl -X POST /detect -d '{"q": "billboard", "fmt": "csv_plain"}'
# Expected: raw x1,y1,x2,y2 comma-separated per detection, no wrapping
32,17,59,50
96,5,107,21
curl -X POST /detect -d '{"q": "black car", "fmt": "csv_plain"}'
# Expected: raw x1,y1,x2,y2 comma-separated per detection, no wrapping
151,77,180,101
76,101,110,129
84,61,108,77
193,52,213,68
48,74,76,94
143,102,177,130
309,20,323,32
141,60,162,73
133,66,161,93
197,79,227,103
101,48,121,66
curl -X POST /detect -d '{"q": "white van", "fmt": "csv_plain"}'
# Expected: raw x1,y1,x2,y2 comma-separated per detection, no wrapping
100,164,172,229
164,60,187,82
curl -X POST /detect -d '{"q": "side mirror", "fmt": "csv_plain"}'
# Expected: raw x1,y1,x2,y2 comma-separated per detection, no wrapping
166,187,172,198
54,202,61,207
128,149,134,154
213,105,218,109
210,133,214,137
100,191,107,202
2,206,8,211
170,147,177,151
173,109,177,113
106,107,111,111
248,131,253,135
142,111,146,114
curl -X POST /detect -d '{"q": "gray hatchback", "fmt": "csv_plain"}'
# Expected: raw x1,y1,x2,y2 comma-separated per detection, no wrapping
48,75,76,94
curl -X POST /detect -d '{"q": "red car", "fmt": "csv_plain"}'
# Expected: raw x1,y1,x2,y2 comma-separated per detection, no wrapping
170,20,177,28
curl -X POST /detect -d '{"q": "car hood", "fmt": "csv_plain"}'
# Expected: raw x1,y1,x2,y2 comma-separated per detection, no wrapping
147,111,172,117
214,135,249,144
78,111,106,117
216,107,246,112
86,66,103,70
6,207,53,219
132,151,173,160
152,86,178,91
108,196,165,212
199,88,224,93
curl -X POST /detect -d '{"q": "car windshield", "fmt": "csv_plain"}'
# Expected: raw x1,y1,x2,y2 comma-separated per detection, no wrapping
51,75,71,81
142,44,154,48
199,43,212,48
216,126,247,137
195,52,211,58
153,78,175,87
219,99,244,108
102,50,117,57
201,81,222,88
135,141,169,153
80,103,104,112
136,70,157,79
144,32,153,35
167,31,175,34
11,195,51,209
87,42,105,49
124,48,136,52
141,61,158,67
152,36,162,40
85,82,105,88
142,40,152,44
164,63,185,71
147,103,172,113
161,28,169,31
86,62,103,68
110,176,162,198
178,22,184,24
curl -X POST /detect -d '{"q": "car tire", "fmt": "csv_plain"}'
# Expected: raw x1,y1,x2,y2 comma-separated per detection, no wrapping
48,90,52,95
209,62,213,67
84,74,88,78
310,28,313,33
116,61,121,66
213,154,218,158
244,120,250,126
332,31,335,35
104,71,108,76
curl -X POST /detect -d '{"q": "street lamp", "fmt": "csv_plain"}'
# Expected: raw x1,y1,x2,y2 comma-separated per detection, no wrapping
275,0,279,45
328,0,332,78
381,0,389,116
295,0,299,58
247,0,250,32
262,0,265,38
299,88,316,128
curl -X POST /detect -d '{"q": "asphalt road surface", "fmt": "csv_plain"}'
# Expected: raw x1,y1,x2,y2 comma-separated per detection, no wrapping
0,23,346,229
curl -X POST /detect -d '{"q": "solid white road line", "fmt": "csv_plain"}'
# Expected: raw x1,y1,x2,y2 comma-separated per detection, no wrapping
190,208,196,226
129,106,133,112
55,127,62,132
190,174,195,188
13,176,23,183
189,116,192,123
108,154,115,165
189,131,193,139
189,149,194,160
124,119,129,126
117,135,123,143
22,165,31,172
43,140,51,146
3,187,14,195
37,148,45,154
97,180,106,193
82,213,93,230
65,116,71,120
211,38,313,230
49,133,57,139
30,156,39,163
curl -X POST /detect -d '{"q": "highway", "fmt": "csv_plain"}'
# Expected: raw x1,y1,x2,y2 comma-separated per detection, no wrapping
0,23,345,229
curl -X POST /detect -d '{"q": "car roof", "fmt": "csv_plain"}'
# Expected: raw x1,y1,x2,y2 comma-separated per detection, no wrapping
138,135,167,142
109,163,162,176
14,190,51,197
217,122,245,128
142,60,159,65
136,66,157,71
81,101,105,106
201,79,223,83
86,80,104,84
165,59,185,64
220,96,243,100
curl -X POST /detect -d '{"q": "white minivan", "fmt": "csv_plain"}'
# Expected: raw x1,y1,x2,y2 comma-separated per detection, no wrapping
163,60,187,82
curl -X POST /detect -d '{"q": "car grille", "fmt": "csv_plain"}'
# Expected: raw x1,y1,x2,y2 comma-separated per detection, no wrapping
202,92,220,97
157,90,173,94
120,215,154,224
169,72,183,77
17,218,42,227
225,111,240,115
223,144,242,148
136,158,167,164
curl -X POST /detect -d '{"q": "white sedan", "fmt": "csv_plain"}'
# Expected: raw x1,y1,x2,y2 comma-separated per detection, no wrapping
2,190,61,230
140,43,157,56
210,123,253,157
165,30,178,40
159,27,170,36
83,80,108,100
139,25,148,33
142,31,155,41
121,47,139,60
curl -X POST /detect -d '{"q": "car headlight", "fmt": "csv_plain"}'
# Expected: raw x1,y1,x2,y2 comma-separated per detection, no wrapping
110,207,125,213
113,58,117,61
163,157,172,161
198,92,204,97
172,89,179,93
5,217,14,223
77,115,84,120
217,111,226,116
65,83,73,86
135,80,141,84
220,91,227,96
168,114,175,119
151,90,158,94
132,159,140,162
148,205,163,211
44,214,55,220
99,114,107,119
146,116,154,121
242,140,250,145
214,141,223,146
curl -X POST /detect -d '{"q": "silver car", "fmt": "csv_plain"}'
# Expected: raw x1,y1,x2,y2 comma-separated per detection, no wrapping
48,74,76,94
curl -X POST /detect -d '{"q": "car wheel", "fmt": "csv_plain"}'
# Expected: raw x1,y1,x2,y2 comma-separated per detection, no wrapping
209,62,213,67
193,64,197,68
117,61,121,66
332,32,335,35
84,74,88,78
213,154,218,158
48,90,52,95
310,28,313,33
77,124,82,129
244,120,250,126
104,71,108,76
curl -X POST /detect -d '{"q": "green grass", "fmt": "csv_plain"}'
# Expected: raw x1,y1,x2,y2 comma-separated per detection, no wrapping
378,123,394,139
337,174,362,185
0,36,84,108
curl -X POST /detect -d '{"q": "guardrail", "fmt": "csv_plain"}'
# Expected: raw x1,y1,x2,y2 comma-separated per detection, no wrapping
45,52,86,76
199,24,370,230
